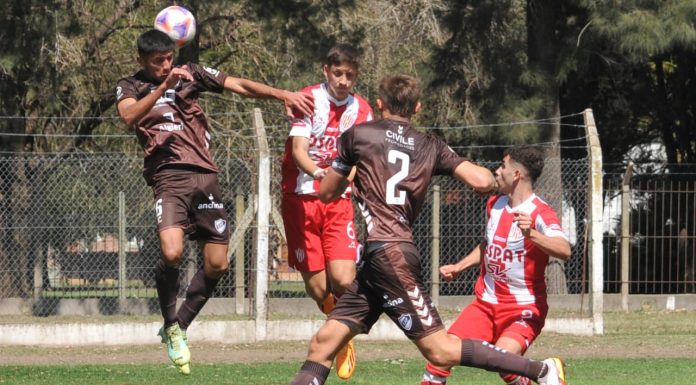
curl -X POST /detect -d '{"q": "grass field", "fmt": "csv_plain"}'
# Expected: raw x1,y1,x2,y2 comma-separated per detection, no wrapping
1,358,695,385
1,310,695,384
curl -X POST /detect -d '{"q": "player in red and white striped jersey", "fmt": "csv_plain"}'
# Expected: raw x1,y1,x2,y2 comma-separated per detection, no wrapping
422,145,571,385
280,43,373,380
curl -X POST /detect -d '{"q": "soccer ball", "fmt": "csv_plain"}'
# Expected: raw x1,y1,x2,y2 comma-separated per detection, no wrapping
154,6,196,47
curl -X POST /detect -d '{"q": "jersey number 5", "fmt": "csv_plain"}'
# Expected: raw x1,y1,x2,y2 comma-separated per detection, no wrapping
386,150,410,205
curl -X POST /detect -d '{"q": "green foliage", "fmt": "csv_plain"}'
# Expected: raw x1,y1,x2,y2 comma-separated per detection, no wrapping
1,0,695,166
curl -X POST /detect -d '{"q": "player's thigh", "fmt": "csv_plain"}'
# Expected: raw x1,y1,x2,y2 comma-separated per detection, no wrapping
448,299,495,342
322,198,360,261
329,280,379,335
189,173,229,244
152,172,193,238
281,195,325,272
366,242,444,340
496,302,547,353
494,336,525,355
327,259,356,289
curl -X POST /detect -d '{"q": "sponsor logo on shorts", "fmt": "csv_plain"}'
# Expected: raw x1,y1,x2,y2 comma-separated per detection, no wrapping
295,248,306,263
198,194,224,210
214,219,227,234
382,295,404,308
398,314,412,331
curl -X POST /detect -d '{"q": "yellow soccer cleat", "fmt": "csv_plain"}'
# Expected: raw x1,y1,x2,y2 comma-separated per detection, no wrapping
158,324,191,375
335,339,356,380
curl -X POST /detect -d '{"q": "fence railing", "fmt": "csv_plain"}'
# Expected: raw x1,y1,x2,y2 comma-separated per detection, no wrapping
14,109,696,337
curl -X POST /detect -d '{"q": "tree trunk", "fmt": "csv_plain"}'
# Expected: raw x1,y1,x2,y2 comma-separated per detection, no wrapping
527,0,567,294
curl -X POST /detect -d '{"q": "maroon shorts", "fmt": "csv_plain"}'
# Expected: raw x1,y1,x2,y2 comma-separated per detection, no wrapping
281,194,359,272
152,169,229,244
329,241,444,340
448,298,547,352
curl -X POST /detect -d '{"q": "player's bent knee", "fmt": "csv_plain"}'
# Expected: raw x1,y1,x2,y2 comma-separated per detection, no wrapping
422,349,450,368
330,274,355,294
210,260,230,274
160,247,184,265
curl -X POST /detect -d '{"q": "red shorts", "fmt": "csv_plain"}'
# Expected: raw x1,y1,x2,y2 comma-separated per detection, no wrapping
447,298,547,353
281,194,359,272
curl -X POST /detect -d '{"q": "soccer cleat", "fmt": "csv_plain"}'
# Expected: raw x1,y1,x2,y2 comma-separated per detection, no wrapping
506,375,531,385
420,381,446,385
537,358,566,385
335,339,356,380
158,324,191,375
321,292,337,315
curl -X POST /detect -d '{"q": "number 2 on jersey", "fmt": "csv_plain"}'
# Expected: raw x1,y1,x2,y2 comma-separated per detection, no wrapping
386,150,410,205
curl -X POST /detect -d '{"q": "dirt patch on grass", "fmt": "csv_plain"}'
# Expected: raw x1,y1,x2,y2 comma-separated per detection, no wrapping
2,311,695,366
2,333,695,366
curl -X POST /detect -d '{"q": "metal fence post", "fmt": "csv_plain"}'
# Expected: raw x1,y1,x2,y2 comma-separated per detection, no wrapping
253,108,270,341
620,162,634,311
431,185,441,306
584,108,604,335
118,191,127,303
235,189,245,315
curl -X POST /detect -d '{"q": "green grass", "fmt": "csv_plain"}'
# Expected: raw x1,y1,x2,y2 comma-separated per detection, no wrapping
1,311,695,384
1,358,695,385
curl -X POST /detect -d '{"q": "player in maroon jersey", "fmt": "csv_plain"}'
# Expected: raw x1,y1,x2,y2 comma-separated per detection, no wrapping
421,145,571,385
115,29,313,375
280,44,373,380
287,74,566,385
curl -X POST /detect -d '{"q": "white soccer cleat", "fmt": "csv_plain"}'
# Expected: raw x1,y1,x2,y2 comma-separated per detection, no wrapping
537,358,566,385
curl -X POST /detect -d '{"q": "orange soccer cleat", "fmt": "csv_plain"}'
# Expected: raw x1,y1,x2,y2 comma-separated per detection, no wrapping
335,339,356,380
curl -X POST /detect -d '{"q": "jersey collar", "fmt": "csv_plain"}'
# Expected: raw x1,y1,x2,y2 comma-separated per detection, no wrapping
322,83,352,106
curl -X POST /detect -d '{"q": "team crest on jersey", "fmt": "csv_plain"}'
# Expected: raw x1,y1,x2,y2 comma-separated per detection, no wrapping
398,314,413,331
214,219,227,234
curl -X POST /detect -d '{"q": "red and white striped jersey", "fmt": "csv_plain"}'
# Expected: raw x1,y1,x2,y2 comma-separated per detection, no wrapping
475,194,567,305
281,83,373,196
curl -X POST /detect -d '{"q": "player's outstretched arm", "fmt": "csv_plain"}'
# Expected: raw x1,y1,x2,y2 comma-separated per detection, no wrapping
117,67,193,126
318,168,349,203
223,77,314,117
452,161,498,194
440,242,484,281
291,136,326,179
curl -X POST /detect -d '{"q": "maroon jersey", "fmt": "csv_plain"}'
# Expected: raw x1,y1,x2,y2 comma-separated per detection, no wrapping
116,63,227,185
332,119,467,242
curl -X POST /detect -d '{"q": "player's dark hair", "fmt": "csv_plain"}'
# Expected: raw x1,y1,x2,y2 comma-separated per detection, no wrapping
378,74,422,118
504,145,545,183
326,43,361,69
137,29,176,57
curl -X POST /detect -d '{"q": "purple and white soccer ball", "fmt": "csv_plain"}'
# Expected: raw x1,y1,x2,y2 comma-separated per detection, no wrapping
154,6,196,47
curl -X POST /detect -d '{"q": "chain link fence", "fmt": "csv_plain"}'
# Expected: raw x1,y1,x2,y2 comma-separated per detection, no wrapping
0,111,599,319
603,168,696,295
